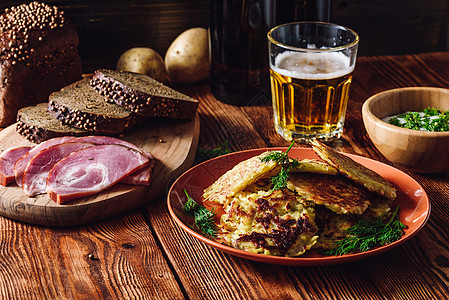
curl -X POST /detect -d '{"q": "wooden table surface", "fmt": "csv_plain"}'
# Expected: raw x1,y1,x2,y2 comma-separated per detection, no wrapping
1,52,448,299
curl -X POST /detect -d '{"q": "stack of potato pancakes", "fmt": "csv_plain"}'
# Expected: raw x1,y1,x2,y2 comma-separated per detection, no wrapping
203,140,396,257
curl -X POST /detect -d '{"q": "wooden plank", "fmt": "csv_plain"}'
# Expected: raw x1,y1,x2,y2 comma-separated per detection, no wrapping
177,84,271,152
0,209,185,299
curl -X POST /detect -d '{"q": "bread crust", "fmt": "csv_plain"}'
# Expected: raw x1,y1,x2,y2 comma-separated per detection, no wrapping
91,69,199,120
16,103,87,143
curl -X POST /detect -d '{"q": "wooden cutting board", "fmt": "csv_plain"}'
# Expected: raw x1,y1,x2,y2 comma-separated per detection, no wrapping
0,114,200,226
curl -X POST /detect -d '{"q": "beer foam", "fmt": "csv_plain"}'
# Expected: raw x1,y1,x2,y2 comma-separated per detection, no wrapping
272,51,354,80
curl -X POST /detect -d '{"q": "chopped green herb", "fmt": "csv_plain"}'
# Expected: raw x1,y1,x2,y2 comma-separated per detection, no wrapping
387,107,449,132
196,141,231,163
388,116,401,126
183,190,218,238
325,206,406,256
423,107,439,116
403,111,422,130
260,141,300,191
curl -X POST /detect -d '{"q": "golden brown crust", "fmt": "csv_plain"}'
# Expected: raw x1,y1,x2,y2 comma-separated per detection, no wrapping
219,188,318,256
287,173,371,214
203,151,279,205
310,139,397,201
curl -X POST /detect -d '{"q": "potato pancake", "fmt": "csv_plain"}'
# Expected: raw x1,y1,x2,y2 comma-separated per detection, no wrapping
287,173,371,214
219,185,318,257
313,198,392,250
310,139,397,201
203,151,279,205
290,159,338,175
313,207,358,249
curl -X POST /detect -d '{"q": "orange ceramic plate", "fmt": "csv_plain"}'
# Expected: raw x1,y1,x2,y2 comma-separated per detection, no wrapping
167,148,430,266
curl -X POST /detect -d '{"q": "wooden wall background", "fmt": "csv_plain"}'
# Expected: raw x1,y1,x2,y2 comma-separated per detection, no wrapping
0,0,448,73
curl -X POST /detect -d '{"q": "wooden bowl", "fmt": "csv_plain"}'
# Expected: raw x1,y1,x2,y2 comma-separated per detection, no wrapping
362,87,449,174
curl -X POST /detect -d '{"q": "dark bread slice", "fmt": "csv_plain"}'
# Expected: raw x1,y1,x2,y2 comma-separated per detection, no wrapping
90,69,198,120
16,103,88,143
48,79,135,134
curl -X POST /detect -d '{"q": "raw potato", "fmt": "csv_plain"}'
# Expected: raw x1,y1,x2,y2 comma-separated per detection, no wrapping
165,28,209,84
117,47,167,83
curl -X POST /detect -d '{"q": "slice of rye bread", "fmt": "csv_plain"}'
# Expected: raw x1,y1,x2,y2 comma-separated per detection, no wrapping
90,69,199,120
16,103,88,143
48,78,135,134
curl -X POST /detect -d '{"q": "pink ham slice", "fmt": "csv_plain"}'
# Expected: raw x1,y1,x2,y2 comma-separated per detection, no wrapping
121,167,152,185
69,136,155,185
69,136,153,159
121,166,152,185
22,142,94,196
14,136,75,187
0,146,32,186
46,144,150,204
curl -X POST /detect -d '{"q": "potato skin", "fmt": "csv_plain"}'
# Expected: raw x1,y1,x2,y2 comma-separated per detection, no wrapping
117,47,167,83
165,28,209,84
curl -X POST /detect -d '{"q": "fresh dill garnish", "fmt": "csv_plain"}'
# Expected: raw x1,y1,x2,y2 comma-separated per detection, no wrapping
388,116,401,127
183,190,218,238
403,111,422,130
260,141,300,191
269,167,290,191
195,141,231,163
325,206,406,256
423,107,440,116
388,107,449,132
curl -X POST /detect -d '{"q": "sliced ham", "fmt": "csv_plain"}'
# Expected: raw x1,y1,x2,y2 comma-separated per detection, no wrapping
14,136,75,187
69,136,155,185
22,142,94,196
70,136,154,159
3,135,153,203
120,164,153,185
46,144,149,204
0,146,32,186
121,167,152,185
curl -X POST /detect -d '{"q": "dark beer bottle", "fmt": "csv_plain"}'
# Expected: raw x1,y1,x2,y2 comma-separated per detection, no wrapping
209,0,331,106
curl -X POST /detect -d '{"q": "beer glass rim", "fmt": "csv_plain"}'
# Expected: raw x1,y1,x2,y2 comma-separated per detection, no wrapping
267,21,359,52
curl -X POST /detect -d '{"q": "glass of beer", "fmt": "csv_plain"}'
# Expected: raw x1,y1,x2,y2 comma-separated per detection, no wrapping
267,22,359,142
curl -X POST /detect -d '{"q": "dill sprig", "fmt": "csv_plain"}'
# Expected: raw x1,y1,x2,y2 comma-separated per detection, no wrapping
260,142,300,190
183,190,218,238
195,141,231,163
325,206,406,256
